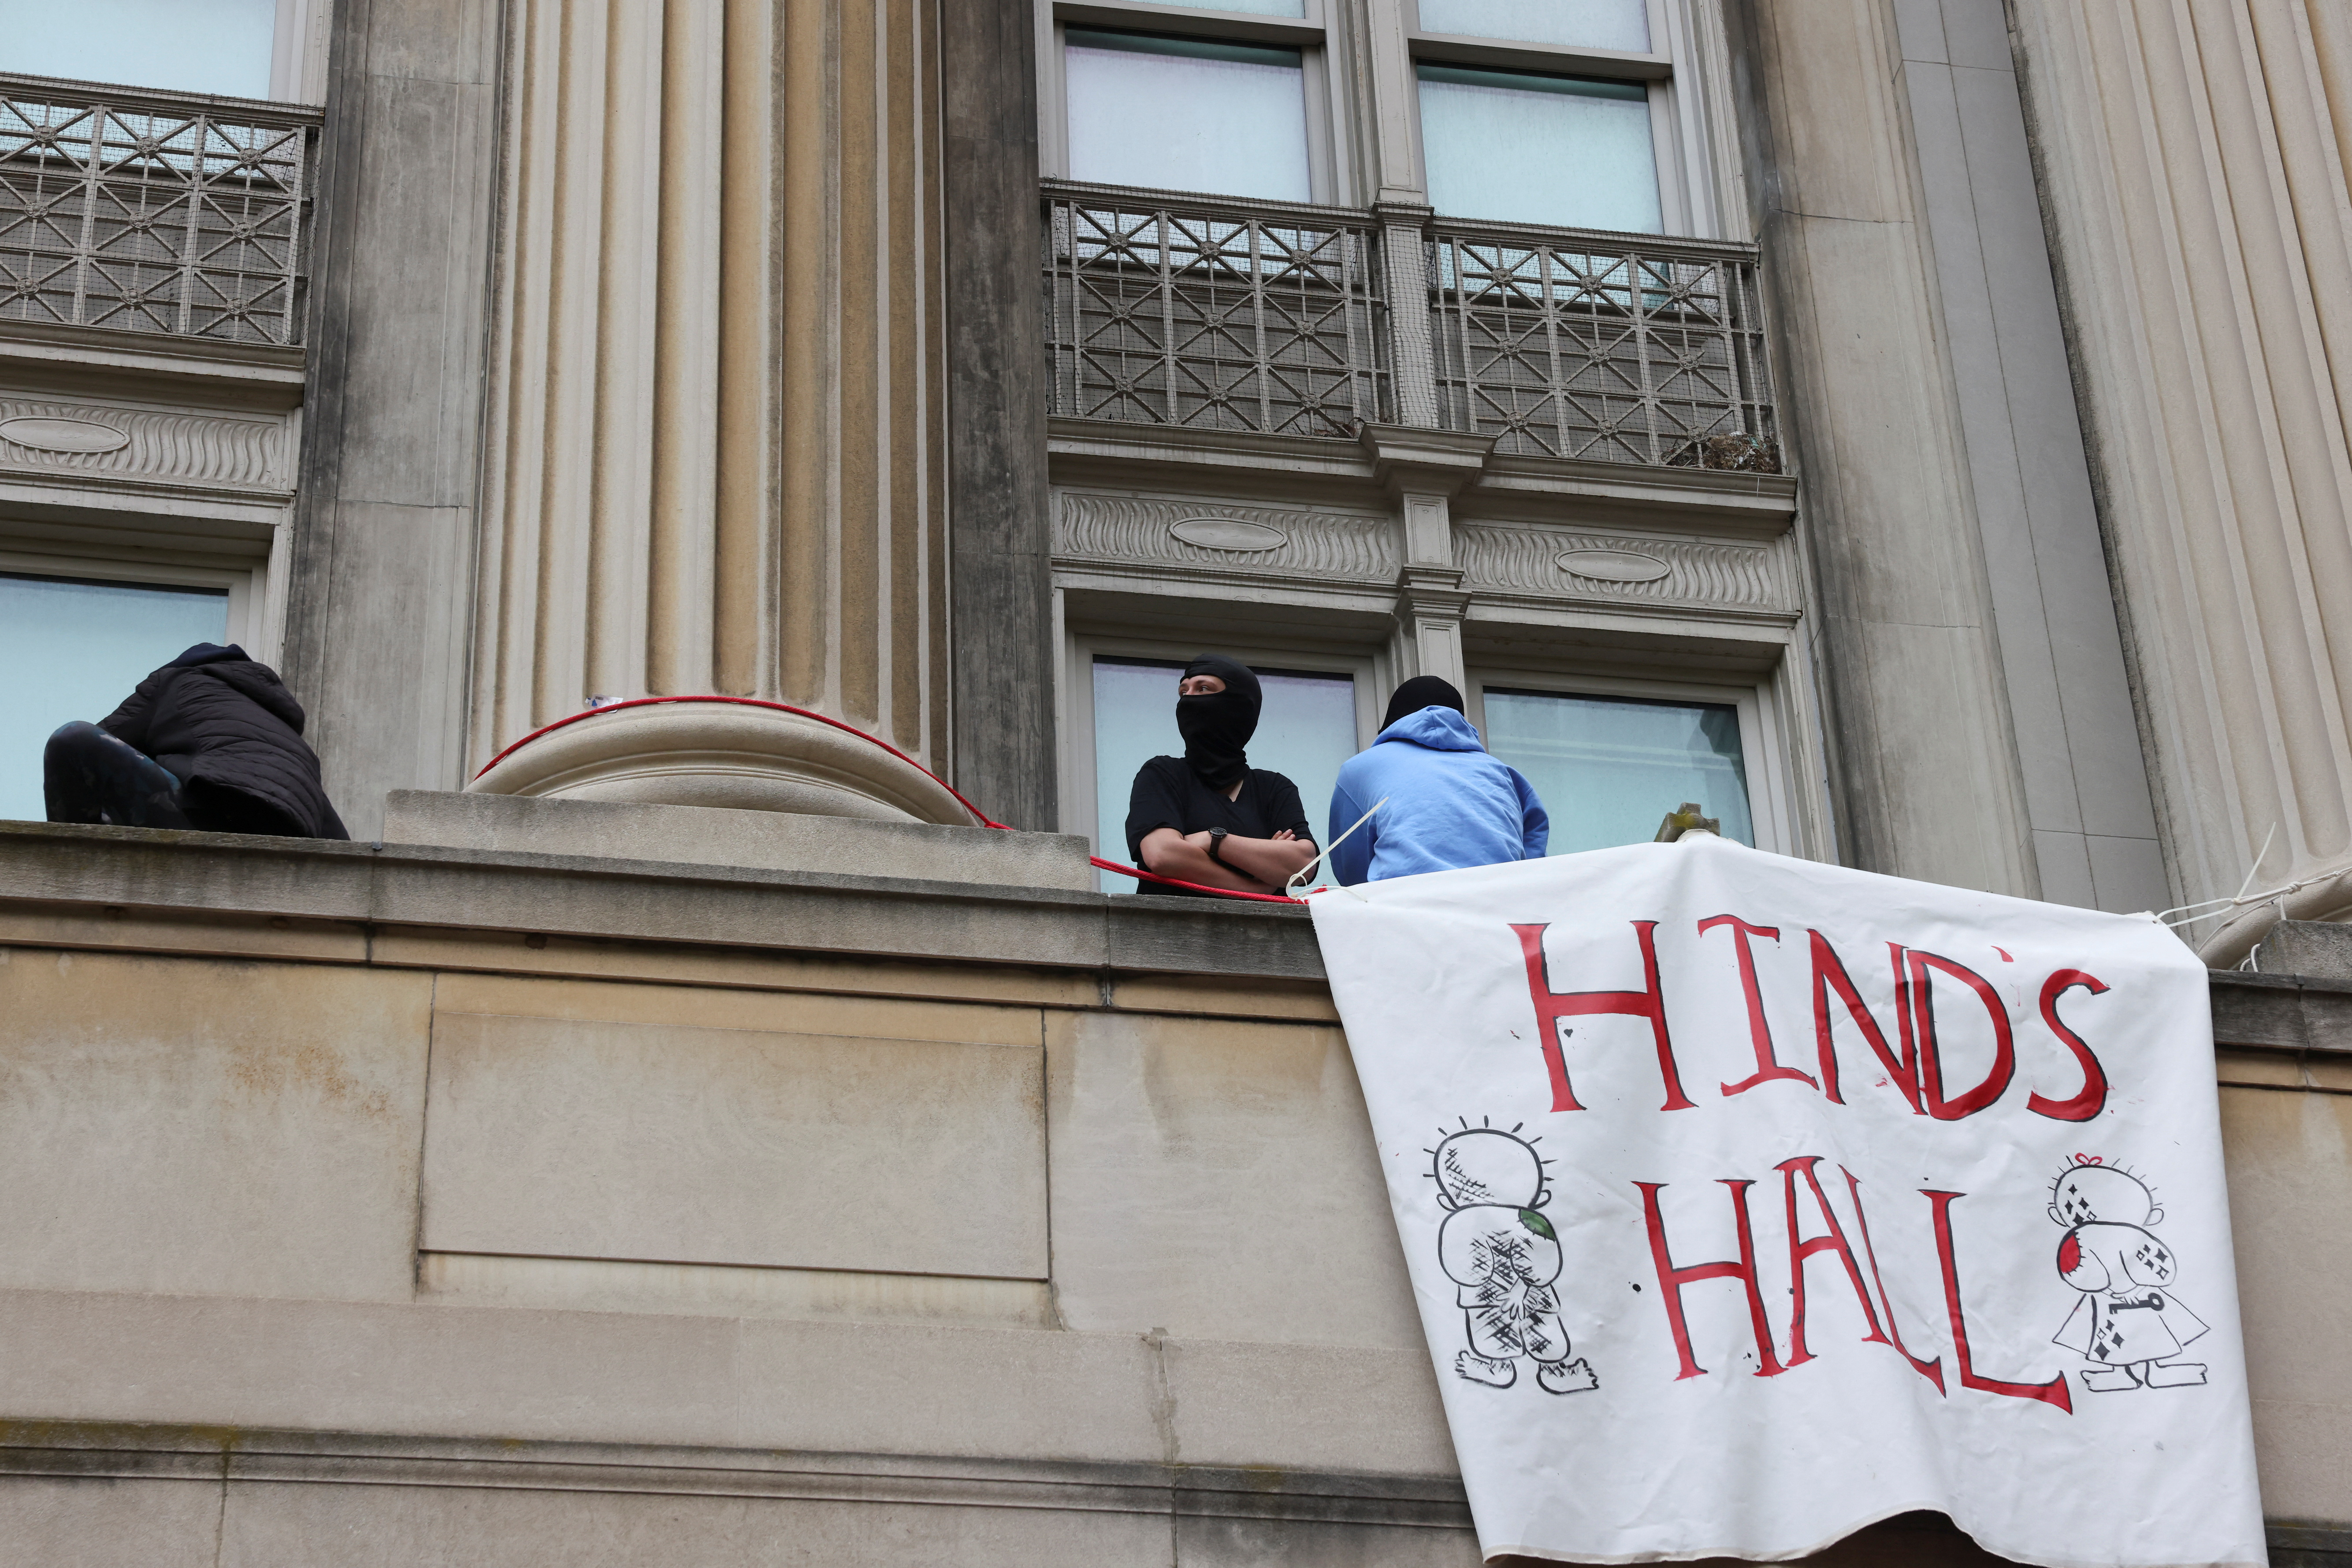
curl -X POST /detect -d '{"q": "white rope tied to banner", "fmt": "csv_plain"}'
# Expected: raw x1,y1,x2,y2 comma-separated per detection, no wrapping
1288,795,1388,900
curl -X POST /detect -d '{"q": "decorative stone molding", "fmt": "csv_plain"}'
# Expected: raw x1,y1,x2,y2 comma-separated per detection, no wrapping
0,395,291,494
1455,524,1796,614
467,701,976,825
1055,493,1397,582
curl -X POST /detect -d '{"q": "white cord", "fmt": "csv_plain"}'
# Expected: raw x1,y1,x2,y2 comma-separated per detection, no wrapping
1288,796,1388,899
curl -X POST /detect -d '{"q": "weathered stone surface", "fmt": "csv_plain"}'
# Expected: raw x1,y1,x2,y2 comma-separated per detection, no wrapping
0,948,428,1302
1045,1008,1421,1349
384,789,1096,890
2255,922,2352,984
0,822,1323,981
420,1009,1050,1278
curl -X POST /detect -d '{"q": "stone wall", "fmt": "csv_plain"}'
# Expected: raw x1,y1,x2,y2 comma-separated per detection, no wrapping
0,820,2344,1562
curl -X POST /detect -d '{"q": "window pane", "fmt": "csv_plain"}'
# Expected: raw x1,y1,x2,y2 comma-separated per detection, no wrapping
0,573,230,822
1091,657,1356,893
0,0,278,98
1418,0,1650,53
1417,64,1660,232
1066,29,1312,202
1482,690,1752,855
1144,0,1308,14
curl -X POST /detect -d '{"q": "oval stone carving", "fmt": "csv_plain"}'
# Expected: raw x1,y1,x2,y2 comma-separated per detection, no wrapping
1170,516,1288,553
0,416,131,455
1557,547,1672,584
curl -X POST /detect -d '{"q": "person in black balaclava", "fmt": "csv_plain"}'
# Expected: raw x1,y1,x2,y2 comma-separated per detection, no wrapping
1124,654,1318,897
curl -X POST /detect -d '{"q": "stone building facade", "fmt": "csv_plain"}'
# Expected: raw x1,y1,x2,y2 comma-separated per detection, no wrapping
0,0,2346,1562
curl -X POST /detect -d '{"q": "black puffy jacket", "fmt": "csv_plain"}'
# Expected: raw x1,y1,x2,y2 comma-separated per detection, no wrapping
100,644,349,840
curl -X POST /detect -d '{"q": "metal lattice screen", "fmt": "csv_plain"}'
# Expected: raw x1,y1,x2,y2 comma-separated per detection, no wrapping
1044,183,1390,437
0,76,319,347
1041,181,1778,474
1429,225,1776,467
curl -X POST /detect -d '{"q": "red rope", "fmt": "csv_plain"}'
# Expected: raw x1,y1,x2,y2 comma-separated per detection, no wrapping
477,695,1309,904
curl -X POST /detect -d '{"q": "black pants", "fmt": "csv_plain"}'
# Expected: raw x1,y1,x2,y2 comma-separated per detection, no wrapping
44,722,192,828
45,723,301,834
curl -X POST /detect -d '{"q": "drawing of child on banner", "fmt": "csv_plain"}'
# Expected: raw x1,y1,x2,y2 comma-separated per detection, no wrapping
1431,1122,1599,1395
2049,1158,2210,1392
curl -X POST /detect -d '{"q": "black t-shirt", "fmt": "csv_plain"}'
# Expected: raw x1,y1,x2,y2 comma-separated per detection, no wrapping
1123,756,1316,898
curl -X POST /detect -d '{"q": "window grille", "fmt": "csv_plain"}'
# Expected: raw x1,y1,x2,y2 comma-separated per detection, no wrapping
1042,180,1777,473
0,74,320,348
1044,181,1391,437
1429,221,1775,466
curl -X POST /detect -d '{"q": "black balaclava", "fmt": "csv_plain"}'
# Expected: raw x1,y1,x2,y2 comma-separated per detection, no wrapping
1382,675,1466,731
1176,654,1262,789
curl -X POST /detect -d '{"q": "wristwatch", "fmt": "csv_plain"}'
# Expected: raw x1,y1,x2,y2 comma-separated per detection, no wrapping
1207,826,1230,865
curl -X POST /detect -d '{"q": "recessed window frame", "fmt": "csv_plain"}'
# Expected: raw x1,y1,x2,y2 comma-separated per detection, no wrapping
1463,664,1796,856
1063,625,1382,879
1038,0,1347,205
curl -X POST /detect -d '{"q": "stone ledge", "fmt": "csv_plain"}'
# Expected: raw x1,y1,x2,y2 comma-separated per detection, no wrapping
0,1423,1472,1528
16,823,2352,1025
0,821,1323,981
2208,971,2352,1056
385,789,1098,889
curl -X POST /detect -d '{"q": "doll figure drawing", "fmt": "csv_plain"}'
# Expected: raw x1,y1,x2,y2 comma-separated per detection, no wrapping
1431,1123,1599,1395
2049,1158,2209,1393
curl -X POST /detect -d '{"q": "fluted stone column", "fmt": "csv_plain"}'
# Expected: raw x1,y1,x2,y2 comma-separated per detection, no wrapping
470,0,955,820
2013,0,2352,959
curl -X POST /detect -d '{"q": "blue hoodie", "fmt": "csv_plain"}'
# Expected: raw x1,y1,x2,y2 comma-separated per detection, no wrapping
1326,706,1549,884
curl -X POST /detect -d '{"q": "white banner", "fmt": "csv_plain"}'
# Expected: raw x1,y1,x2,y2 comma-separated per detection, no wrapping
1308,836,2263,1566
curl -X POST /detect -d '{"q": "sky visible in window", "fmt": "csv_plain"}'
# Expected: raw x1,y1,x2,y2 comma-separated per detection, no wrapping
1418,64,1661,231
0,0,277,98
1418,0,1651,53
1066,29,1312,202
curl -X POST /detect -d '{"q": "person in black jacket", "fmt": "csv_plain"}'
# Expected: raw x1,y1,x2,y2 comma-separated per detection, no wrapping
43,643,349,839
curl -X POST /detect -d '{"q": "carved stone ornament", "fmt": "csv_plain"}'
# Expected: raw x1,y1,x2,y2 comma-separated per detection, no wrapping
1059,494,1396,580
1557,547,1673,584
468,700,974,825
1168,516,1288,552
0,415,131,455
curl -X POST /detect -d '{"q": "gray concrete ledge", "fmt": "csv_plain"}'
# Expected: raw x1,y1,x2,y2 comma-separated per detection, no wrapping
383,790,1100,891
0,1423,1472,1528
14,822,2352,1022
2209,971,2352,1056
0,821,1324,981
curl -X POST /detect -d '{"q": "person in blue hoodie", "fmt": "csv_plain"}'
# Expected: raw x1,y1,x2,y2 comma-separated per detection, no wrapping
1326,676,1547,884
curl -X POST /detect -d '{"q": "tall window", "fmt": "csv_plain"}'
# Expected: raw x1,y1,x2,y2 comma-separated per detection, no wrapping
1417,0,1651,53
0,573,230,822
1090,656,1356,892
1416,63,1660,232
1483,689,1753,855
1063,29,1312,202
1039,0,1714,237
0,0,280,99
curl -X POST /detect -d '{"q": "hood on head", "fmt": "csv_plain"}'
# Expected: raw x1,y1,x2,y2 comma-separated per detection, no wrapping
1176,654,1261,789
167,643,249,669
1376,705,1486,751
1382,675,1464,730
186,655,308,734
